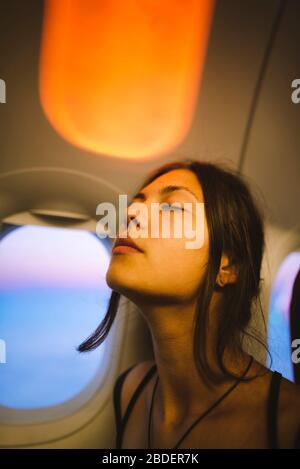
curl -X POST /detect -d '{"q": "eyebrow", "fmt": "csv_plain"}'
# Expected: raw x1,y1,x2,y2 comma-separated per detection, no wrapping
131,185,199,202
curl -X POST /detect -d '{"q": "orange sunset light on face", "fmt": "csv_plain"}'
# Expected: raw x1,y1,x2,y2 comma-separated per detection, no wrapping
39,0,215,159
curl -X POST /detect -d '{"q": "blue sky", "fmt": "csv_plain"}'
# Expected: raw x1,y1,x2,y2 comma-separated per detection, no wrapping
0,225,112,409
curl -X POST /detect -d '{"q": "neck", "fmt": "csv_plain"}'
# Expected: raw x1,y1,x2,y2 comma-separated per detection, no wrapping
134,295,250,428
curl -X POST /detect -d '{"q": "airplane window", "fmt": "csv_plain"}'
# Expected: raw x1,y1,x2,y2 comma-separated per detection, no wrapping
267,251,300,382
0,225,111,409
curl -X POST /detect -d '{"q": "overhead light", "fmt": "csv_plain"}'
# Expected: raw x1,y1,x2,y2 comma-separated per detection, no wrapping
39,0,215,159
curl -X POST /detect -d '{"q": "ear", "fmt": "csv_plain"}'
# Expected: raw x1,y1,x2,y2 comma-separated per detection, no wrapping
216,253,239,287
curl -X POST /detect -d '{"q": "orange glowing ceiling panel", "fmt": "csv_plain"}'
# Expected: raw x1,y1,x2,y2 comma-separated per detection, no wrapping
39,0,215,159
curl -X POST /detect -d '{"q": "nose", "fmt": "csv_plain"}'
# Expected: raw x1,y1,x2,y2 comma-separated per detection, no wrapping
117,205,141,237
127,211,141,229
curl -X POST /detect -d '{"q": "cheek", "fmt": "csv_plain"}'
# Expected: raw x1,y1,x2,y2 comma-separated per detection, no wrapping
149,238,208,289
178,246,208,285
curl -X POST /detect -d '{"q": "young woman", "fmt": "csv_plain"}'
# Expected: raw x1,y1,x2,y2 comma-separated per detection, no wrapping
78,159,300,449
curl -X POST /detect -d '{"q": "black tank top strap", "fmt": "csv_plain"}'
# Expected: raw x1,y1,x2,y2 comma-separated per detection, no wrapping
294,426,300,449
113,364,136,442
113,363,157,448
267,370,282,449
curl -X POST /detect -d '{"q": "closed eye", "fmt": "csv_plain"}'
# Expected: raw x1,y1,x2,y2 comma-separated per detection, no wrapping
160,202,185,211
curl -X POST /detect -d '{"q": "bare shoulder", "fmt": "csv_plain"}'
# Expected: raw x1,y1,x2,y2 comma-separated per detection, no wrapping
118,360,155,421
241,357,300,447
277,375,300,447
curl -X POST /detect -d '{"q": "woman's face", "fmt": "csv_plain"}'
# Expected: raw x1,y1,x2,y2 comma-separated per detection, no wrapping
106,168,209,304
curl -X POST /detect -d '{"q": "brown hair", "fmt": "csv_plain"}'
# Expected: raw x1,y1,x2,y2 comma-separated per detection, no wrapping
77,159,271,385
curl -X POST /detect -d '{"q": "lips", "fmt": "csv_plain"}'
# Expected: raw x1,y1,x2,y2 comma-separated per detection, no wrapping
113,235,143,253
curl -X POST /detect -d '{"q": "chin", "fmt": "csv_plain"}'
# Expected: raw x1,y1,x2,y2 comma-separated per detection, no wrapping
106,268,137,295
105,269,121,291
